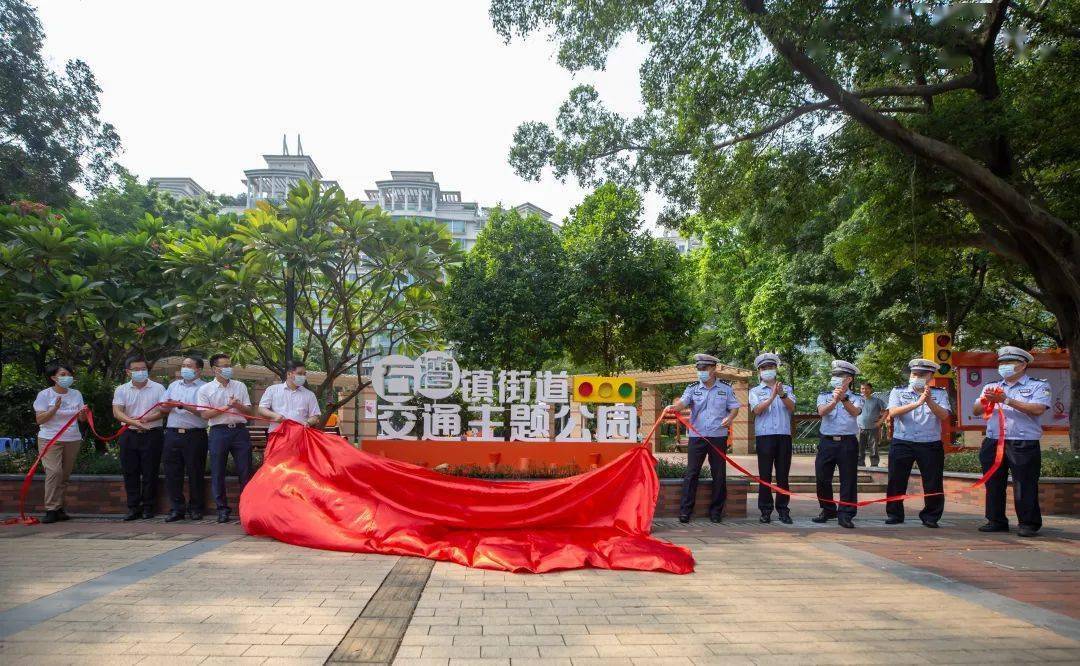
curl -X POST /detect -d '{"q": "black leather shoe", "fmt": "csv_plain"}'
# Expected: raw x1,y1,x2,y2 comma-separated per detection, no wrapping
759,512,771,524
978,522,1009,533
709,514,723,523
677,515,690,524
1017,525,1039,537
922,520,939,529
885,516,904,525
190,511,204,521
164,511,184,523
838,516,855,529
41,510,59,524
811,511,833,523
56,508,71,521
123,510,140,521
778,512,793,525
142,510,156,520
217,512,230,524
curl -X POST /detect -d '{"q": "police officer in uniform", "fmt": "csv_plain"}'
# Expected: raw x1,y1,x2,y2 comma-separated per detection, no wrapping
885,358,952,528
670,354,741,524
748,352,795,524
974,347,1051,537
813,360,863,528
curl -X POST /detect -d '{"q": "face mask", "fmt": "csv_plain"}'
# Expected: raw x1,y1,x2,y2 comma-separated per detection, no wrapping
829,376,845,389
759,369,777,382
56,375,74,389
909,376,927,391
998,364,1016,378
180,367,196,381
292,374,307,386
696,370,711,383
219,367,233,380
131,370,148,383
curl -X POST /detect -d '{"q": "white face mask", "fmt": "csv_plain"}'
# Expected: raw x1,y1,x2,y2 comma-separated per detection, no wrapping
292,374,307,386
829,376,845,389
759,369,777,382
998,364,1017,379
696,370,711,383
909,376,927,391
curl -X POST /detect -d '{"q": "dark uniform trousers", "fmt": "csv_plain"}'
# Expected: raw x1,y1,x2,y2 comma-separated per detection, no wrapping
680,436,727,518
979,437,1042,531
163,427,209,514
119,428,164,512
209,424,253,514
815,435,859,518
755,434,792,513
885,438,944,523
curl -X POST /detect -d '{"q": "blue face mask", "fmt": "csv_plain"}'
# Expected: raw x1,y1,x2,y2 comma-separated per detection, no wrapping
56,375,74,389
997,364,1017,379
180,367,196,381
219,367,233,380
829,376,845,389
131,370,148,383
292,374,307,386
696,370,711,383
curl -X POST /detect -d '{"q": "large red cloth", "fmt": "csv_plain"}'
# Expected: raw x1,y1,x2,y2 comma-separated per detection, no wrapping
240,421,694,574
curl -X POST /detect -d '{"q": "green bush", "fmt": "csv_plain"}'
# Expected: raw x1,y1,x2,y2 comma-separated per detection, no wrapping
944,449,1080,478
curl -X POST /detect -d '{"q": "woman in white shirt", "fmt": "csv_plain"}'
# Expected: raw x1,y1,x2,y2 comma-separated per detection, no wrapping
33,362,87,523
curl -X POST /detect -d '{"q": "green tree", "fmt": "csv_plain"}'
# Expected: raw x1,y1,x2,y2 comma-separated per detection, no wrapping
561,183,696,374
0,0,120,205
88,171,224,231
441,207,570,370
164,181,461,421
493,0,1080,447
0,202,199,379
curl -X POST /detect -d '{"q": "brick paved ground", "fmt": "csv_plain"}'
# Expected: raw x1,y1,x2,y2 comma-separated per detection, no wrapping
0,506,1077,665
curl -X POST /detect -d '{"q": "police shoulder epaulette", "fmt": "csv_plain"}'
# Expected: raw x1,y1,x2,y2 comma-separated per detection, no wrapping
894,385,906,391
718,379,731,386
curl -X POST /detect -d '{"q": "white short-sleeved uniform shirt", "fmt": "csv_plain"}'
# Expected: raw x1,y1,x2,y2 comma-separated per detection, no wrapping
748,383,795,436
888,386,951,443
113,380,166,428
34,387,84,442
195,379,251,426
979,375,1053,440
679,380,741,438
163,379,208,429
817,391,864,437
259,382,321,431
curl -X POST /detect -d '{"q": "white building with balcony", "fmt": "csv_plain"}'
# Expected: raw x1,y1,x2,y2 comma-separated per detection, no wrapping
359,170,555,252
147,177,208,199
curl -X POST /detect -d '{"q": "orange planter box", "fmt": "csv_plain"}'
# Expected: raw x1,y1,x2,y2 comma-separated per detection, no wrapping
359,439,641,471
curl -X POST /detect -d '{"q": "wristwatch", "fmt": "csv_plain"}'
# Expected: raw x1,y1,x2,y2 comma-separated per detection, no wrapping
778,391,788,399
841,395,850,402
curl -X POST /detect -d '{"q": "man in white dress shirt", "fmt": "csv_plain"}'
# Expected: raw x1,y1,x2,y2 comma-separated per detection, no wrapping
159,356,209,522
112,355,167,521
196,353,253,523
258,360,322,432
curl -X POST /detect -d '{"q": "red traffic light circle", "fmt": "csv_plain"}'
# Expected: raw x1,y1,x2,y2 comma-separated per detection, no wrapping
578,381,593,397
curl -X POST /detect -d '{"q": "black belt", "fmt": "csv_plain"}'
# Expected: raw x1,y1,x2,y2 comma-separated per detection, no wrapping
822,435,854,441
127,427,161,435
166,427,204,434
210,423,246,430
1001,438,1040,445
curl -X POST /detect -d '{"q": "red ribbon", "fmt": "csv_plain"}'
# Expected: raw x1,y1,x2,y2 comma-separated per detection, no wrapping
4,400,278,526
646,399,1006,509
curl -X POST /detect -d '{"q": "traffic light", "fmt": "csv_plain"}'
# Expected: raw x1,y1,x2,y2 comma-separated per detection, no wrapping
573,376,636,404
922,332,953,377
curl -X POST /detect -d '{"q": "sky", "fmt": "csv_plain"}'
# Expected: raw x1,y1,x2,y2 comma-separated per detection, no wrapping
33,0,663,228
